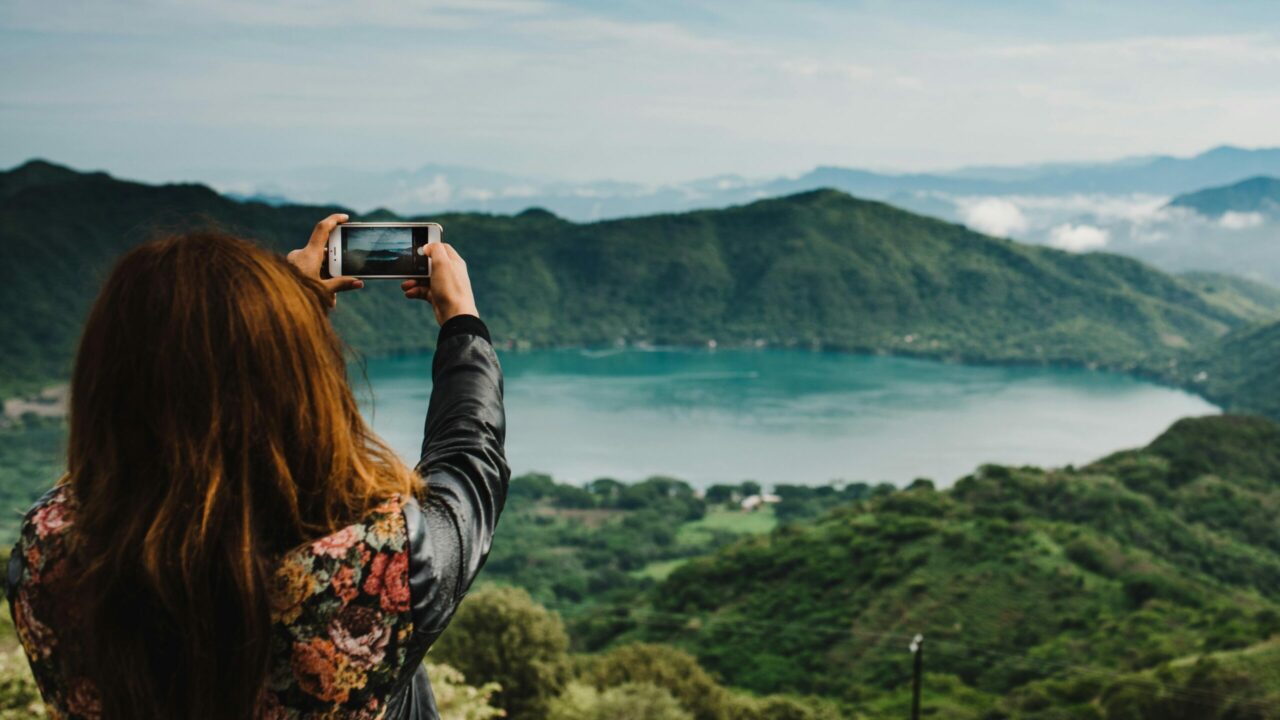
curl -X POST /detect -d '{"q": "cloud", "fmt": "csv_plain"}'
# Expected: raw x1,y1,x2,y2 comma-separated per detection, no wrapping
999,194,1171,224
8,3,1280,185
957,197,1028,237
938,192,1186,244
501,185,539,198
458,187,495,202
1048,224,1109,252
779,59,876,81
0,0,552,33
410,175,453,204
987,33,1280,65
1219,211,1265,230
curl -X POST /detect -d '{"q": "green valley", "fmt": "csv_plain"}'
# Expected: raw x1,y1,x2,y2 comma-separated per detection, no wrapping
618,414,1280,716
462,415,1280,717
3,411,1279,716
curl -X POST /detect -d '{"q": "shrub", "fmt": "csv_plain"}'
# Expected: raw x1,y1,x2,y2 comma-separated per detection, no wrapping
432,585,571,718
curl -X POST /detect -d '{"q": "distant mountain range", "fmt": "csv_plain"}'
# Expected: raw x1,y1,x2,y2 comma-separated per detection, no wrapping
210,145,1280,222
4,160,1279,422
1168,176,1280,218
201,148,1280,287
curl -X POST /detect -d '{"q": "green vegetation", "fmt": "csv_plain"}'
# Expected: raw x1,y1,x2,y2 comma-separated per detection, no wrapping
4,160,1280,716
0,600,45,718
1180,271,1280,323
0,159,1269,403
4,416,1280,717
549,682,693,720
481,475,806,648
1176,317,1280,419
432,585,572,718
421,664,505,720
1161,271,1280,419
619,415,1280,715
435,417,1280,716
0,418,64,543
678,506,778,540
0,161,436,398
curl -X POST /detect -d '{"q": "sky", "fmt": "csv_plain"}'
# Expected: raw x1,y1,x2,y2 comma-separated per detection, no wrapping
3,0,1280,185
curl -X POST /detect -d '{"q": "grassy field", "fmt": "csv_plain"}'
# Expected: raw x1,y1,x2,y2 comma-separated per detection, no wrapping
631,507,780,581
677,506,779,548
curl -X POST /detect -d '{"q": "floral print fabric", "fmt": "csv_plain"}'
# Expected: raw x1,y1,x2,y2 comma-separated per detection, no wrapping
9,487,96,718
10,487,420,720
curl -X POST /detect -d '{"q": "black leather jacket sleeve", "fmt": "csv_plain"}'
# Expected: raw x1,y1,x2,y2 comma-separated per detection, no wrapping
387,315,509,719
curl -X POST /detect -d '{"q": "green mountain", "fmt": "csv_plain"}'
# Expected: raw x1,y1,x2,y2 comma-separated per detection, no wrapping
1162,273,1280,420
1179,271,1280,324
1179,318,1280,419
0,160,1264,401
1168,176,1280,217
625,414,1280,715
0,161,442,396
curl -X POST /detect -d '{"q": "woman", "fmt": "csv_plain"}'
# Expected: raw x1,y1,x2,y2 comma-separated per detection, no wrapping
6,214,508,719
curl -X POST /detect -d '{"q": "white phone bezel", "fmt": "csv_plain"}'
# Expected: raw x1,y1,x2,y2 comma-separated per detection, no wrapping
327,222,442,279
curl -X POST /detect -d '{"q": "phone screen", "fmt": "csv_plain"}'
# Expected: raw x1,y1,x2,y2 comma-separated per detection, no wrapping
341,226,432,276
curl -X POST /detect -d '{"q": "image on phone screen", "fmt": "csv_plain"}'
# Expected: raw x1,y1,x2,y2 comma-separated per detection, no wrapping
342,226,432,276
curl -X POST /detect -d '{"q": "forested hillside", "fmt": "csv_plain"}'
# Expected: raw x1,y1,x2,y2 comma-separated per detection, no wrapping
3,412,1279,716
0,160,1263,402
600,414,1280,716
1179,271,1280,323
1180,318,1280,419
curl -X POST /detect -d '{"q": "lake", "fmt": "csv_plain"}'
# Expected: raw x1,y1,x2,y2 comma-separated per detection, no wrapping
355,348,1217,488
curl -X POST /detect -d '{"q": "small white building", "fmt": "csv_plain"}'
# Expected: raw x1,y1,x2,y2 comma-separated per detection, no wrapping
740,493,781,512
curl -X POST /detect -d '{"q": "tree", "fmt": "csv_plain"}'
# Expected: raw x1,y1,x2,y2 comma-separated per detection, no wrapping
906,478,935,492
705,485,737,506
729,695,843,720
426,663,504,720
432,585,570,718
548,682,692,720
581,644,733,720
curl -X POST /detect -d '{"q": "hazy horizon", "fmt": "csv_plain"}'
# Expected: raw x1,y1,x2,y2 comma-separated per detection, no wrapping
8,142,1275,192
5,0,1280,187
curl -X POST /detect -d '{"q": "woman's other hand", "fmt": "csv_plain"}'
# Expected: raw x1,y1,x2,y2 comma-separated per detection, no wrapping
287,213,364,305
401,243,479,326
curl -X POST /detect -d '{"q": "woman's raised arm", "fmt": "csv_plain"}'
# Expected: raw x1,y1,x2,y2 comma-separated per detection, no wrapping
398,243,509,645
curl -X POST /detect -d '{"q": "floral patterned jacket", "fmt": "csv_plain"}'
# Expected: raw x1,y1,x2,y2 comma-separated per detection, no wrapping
6,316,508,720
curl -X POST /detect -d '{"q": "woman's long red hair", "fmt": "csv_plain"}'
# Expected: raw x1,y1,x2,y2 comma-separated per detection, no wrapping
65,232,416,718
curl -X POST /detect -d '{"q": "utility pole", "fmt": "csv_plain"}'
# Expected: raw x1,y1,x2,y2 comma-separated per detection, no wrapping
909,633,924,720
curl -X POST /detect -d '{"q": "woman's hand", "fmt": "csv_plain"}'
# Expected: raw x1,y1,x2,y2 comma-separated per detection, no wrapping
401,243,479,326
287,213,364,305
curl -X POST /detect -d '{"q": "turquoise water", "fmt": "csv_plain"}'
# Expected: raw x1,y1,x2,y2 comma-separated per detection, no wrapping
354,348,1217,488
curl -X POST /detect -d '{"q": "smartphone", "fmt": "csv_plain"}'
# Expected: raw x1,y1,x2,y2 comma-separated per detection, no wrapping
327,222,442,279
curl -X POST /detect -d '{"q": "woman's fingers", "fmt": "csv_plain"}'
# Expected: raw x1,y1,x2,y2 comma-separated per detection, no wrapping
402,278,426,300
324,276,364,294
309,213,349,249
